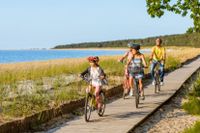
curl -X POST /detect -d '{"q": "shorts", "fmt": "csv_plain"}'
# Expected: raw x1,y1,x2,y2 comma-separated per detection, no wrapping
129,71,144,79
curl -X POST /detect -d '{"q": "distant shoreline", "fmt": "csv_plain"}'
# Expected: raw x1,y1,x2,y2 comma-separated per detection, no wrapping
52,46,153,50
52,47,128,50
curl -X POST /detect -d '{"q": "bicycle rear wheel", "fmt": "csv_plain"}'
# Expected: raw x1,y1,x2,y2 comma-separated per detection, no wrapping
154,83,157,93
154,72,160,93
98,91,106,117
84,94,92,122
157,76,161,92
157,81,161,92
134,79,139,108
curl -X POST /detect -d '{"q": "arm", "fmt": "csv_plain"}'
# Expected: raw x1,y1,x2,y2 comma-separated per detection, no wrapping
149,47,155,62
118,51,129,62
126,54,132,67
125,54,133,75
141,54,148,68
99,67,106,79
80,67,89,78
163,48,166,61
160,47,166,65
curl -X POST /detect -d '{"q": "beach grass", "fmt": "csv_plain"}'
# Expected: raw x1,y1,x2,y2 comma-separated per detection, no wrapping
0,47,200,121
182,73,200,115
0,47,198,88
182,73,200,133
0,47,200,85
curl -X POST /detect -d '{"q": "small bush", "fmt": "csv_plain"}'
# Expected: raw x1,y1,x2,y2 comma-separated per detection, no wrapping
182,97,200,115
183,121,200,133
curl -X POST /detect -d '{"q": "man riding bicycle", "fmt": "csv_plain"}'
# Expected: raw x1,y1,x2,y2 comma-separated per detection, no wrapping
150,38,166,86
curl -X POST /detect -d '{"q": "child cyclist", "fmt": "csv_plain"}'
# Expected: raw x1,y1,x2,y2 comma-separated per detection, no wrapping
126,44,148,100
80,56,107,111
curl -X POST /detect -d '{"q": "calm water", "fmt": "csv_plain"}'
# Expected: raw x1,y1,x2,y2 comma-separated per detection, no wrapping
0,49,150,64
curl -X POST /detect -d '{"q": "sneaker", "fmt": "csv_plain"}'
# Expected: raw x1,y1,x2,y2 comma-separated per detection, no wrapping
152,81,155,86
160,82,164,86
129,89,133,96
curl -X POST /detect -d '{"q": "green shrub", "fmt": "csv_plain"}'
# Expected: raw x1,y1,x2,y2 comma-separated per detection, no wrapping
182,97,200,115
183,121,200,133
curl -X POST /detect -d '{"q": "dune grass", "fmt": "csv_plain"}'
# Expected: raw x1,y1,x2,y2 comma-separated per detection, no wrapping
182,73,200,133
0,47,199,85
0,47,200,122
182,73,200,115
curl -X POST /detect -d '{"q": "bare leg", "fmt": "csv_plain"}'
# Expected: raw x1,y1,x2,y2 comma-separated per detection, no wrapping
138,79,144,96
95,86,101,109
129,76,133,89
129,76,134,96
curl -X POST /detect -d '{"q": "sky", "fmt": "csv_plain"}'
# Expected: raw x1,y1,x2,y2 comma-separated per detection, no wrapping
0,0,193,50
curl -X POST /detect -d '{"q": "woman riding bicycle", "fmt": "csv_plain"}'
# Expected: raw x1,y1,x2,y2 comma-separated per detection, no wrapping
118,43,134,97
80,56,107,111
126,43,148,100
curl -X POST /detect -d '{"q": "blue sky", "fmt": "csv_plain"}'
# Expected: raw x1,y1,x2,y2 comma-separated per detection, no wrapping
0,0,193,49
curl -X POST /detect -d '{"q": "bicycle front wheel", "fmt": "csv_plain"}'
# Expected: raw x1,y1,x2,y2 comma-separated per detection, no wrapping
134,79,139,108
84,94,92,122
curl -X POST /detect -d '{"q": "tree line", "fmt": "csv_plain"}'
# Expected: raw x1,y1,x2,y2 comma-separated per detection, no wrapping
54,33,200,49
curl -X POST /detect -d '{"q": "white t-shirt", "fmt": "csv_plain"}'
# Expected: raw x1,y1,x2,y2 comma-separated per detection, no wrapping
90,67,102,86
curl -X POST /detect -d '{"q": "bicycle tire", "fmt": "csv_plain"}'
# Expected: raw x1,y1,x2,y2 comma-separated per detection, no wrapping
154,71,160,93
134,79,139,108
98,91,106,117
84,94,92,122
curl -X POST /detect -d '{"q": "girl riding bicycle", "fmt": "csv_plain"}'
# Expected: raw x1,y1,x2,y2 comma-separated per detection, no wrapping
126,44,148,100
80,56,107,111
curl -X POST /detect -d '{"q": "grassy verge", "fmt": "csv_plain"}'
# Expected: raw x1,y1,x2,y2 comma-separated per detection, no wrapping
0,47,199,123
183,121,200,133
182,73,200,133
182,73,200,115
0,47,199,85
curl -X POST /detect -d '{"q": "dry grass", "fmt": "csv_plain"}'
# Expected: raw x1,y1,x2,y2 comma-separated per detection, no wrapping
0,47,200,85
166,47,200,62
0,47,199,122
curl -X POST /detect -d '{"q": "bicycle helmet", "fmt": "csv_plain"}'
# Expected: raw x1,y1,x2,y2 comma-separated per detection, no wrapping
127,43,140,50
87,56,98,62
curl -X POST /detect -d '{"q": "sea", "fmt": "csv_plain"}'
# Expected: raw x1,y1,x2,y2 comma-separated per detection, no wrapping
0,49,150,64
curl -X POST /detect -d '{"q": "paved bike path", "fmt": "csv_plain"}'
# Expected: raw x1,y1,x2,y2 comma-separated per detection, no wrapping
47,57,200,133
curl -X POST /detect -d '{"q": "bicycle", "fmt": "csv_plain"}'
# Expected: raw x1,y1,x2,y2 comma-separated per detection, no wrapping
131,66,147,108
81,76,106,122
132,72,141,108
118,60,131,99
154,62,161,93
122,76,130,99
